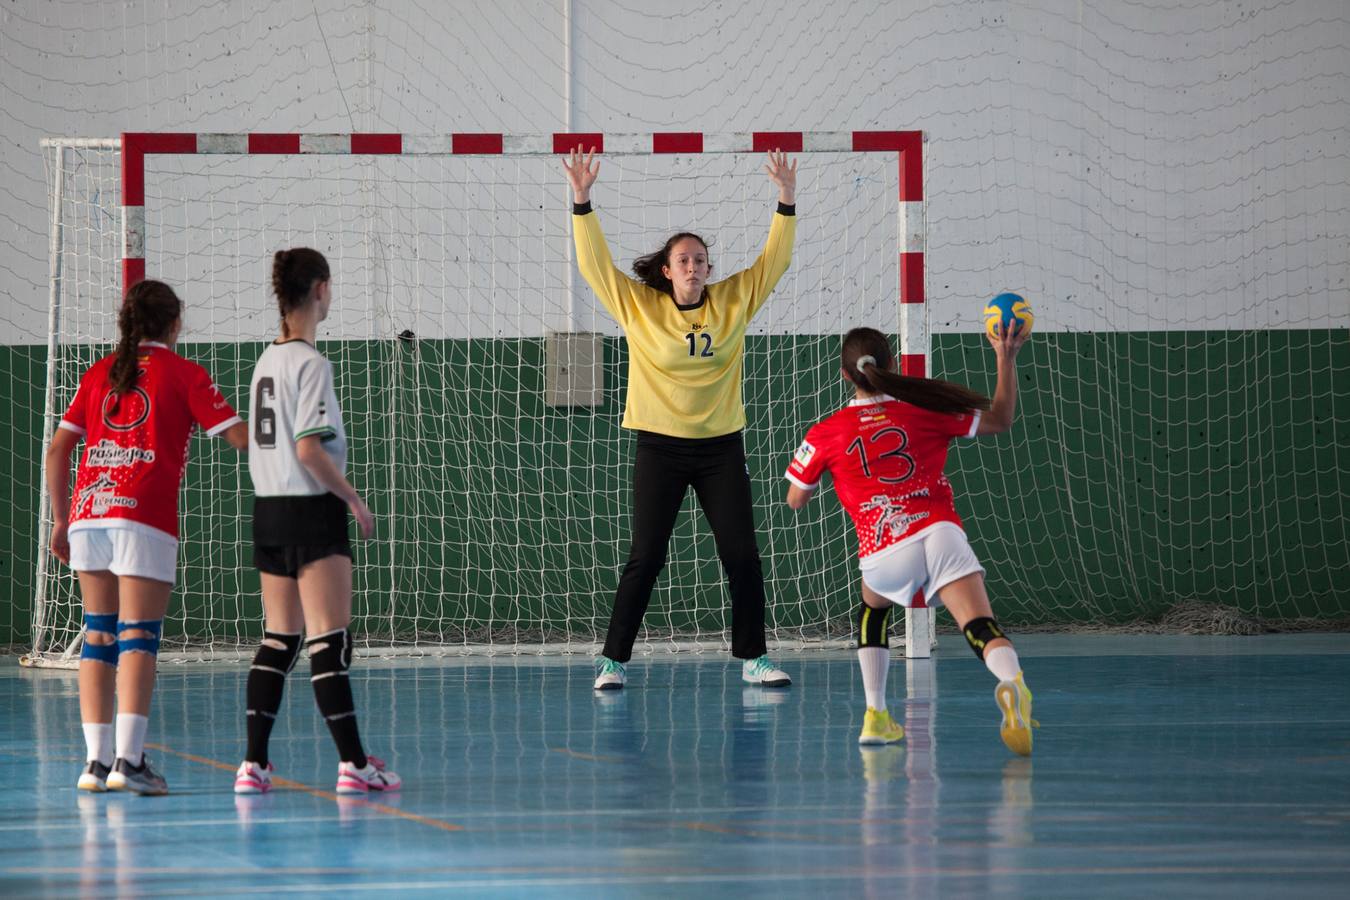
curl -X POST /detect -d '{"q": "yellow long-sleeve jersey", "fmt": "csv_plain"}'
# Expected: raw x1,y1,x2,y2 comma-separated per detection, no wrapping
572,206,795,438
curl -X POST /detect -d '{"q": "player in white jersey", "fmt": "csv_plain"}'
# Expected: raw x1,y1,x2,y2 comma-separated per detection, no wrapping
234,247,400,796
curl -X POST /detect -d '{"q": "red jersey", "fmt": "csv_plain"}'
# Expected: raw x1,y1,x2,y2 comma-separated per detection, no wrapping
785,395,980,559
59,343,241,540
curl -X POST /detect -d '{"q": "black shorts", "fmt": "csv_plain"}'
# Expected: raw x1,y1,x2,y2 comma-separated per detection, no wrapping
254,541,353,579
253,493,352,578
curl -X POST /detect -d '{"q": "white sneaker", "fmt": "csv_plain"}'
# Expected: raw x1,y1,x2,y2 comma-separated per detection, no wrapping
234,760,274,795
741,655,791,687
593,657,626,691
336,755,401,794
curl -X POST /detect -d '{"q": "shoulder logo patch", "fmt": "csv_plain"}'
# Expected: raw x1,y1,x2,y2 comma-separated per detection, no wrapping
794,440,816,467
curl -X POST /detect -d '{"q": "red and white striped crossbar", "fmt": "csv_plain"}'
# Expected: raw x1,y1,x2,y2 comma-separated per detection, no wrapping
120,131,925,350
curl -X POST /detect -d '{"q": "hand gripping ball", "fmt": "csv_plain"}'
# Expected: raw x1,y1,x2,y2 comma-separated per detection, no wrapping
984,292,1034,339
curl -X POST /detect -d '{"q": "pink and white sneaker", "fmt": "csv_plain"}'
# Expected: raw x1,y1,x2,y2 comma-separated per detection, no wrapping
233,760,274,795
336,755,401,794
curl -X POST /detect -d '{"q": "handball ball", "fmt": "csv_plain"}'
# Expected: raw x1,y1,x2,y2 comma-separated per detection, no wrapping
984,292,1034,339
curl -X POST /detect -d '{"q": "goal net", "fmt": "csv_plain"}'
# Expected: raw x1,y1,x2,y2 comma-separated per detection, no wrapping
28,132,924,664
28,126,1350,668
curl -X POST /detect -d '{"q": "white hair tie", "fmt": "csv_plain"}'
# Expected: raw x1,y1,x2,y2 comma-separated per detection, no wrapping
855,355,876,374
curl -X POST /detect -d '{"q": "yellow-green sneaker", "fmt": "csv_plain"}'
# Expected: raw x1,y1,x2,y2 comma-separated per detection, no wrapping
995,674,1039,756
858,707,904,745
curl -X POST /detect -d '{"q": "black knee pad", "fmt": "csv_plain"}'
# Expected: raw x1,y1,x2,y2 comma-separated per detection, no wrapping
857,602,892,649
308,628,355,720
308,628,352,678
962,616,1007,659
252,630,302,676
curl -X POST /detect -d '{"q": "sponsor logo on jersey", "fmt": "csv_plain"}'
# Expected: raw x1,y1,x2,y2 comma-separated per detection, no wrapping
859,494,930,545
85,439,156,468
75,472,139,516
794,440,816,467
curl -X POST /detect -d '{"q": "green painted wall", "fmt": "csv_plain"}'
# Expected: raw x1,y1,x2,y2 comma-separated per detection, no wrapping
6,329,1348,651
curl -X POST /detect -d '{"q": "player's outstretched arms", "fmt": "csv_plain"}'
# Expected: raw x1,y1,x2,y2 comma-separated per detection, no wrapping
562,144,600,205
44,428,80,563
296,435,375,539
764,149,797,206
976,320,1030,435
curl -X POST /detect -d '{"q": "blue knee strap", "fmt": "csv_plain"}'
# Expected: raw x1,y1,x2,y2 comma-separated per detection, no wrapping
117,619,163,656
81,613,119,665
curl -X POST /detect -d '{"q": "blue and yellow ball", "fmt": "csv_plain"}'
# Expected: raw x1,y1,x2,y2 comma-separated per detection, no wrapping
984,292,1034,339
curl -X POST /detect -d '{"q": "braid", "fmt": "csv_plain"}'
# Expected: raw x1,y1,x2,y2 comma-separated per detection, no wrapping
107,280,183,402
108,304,144,398
271,248,330,336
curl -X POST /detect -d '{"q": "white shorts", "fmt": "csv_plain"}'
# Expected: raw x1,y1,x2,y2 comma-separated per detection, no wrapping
858,522,985,608
68,526,178,585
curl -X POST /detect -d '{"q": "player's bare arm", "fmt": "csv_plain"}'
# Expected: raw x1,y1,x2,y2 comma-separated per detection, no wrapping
976,321,1029,436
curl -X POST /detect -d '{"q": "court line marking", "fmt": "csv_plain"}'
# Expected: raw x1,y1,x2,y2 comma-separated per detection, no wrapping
144,743,463,832
548,747,631,764
7,795,1345,835
11,865,1350,895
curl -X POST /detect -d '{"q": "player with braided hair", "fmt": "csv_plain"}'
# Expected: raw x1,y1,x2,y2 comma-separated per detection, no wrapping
233,247,400,796
784,323,1038,754
45,279,248,794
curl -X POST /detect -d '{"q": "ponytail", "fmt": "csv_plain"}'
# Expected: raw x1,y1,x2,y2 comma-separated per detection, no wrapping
842,327,989,415
271,247,330,337
108,280,182,399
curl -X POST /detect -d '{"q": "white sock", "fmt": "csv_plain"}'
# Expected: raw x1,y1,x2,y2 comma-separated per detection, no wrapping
115,713,149,767
857,647,890,711
985,645,1022,682
82,722,114,766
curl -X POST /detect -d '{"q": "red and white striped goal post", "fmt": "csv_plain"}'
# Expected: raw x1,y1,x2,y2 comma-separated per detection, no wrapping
118,128,937,657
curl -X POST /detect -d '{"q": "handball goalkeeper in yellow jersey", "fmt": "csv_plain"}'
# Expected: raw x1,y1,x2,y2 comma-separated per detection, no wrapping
563,144,797,692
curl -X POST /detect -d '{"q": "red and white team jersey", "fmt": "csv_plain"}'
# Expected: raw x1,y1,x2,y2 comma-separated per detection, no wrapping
59,342,241,540
785,395,980,559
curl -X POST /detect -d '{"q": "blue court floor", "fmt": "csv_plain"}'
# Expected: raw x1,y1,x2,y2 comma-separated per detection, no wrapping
3,634,1350,898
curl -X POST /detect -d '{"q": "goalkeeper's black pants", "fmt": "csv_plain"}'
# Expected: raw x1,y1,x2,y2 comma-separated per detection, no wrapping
601,430,769,663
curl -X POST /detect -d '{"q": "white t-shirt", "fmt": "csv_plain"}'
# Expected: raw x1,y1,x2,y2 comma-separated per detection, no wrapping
248,339,347,497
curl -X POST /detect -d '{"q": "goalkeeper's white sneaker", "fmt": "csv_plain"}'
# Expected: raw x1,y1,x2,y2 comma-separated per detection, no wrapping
336,755,401,794
742,655,791,687
593,657,626,691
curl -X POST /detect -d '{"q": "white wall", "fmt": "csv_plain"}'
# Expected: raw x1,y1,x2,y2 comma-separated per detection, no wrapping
2,0,1346,344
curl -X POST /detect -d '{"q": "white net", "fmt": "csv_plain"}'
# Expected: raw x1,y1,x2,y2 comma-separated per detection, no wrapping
29,139,907,664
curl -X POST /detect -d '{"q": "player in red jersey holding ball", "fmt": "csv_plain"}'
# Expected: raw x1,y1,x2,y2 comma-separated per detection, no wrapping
784,323,1037,755
45,279,248,794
